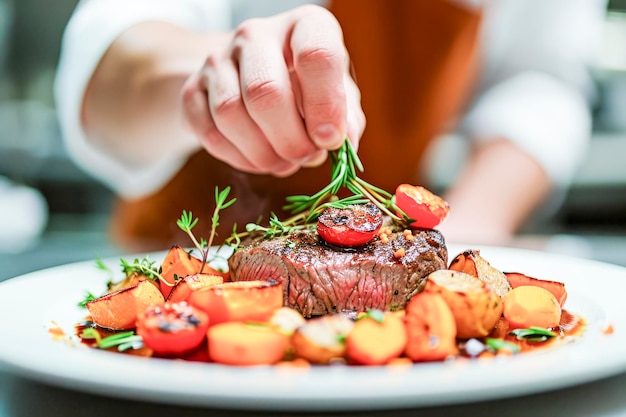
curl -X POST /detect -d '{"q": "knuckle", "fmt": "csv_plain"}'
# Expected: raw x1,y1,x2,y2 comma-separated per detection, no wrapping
242,78,285,108
212,93,243,122
295,45,345,73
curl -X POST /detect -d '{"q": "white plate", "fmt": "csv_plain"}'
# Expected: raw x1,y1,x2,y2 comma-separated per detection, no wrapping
0,244,625,412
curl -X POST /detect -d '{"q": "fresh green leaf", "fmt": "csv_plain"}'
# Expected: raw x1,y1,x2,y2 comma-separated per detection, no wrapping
485,338,521,354
82,329,144,352
509,327,557,342
77,292,97,309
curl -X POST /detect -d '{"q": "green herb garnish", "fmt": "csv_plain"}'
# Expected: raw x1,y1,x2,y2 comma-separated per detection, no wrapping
176,186,236,271
485,338,521,354
77,292,97,309
283,140,408,223
81,328,143,352
232,139,413,242
120,256,161,281
509,327,558,342
360,309,386,323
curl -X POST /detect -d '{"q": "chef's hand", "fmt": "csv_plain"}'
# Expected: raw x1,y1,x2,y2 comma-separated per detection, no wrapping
181,5,365,177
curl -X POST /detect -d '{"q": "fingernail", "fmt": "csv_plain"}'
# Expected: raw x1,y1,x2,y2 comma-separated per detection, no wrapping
313,124,343,147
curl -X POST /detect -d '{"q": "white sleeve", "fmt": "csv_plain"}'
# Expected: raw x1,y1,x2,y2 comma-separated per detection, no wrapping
460,0,607,187
54,0,231,198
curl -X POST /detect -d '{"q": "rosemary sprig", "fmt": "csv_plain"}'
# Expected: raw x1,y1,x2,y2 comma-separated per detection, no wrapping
253,139,410,239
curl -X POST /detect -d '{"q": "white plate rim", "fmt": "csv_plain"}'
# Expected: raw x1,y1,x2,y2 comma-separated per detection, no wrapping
0,244,625,412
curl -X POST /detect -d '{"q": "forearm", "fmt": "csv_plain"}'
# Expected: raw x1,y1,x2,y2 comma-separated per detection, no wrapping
438,139,551,245
82,21,228,168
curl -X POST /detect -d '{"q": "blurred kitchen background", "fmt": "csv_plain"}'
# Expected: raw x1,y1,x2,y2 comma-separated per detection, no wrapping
1,0,626,281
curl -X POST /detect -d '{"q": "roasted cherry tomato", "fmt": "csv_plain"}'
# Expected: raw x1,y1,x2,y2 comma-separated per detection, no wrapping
136,301,209,356
317,203,383,247
395,184,450,229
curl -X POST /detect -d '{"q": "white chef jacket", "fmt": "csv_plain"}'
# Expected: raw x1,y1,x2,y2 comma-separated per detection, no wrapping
54,0,607,199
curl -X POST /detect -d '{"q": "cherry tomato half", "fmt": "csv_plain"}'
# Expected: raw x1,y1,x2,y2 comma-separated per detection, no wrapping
317,203,383,247
395,184,450,229
136,301,209,356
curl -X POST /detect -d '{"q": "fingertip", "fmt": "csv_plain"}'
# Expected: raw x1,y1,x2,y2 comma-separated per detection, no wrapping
312,124,344,149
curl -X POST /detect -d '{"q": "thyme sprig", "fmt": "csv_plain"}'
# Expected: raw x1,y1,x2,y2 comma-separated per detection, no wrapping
177,186,236,271
120,257,161,281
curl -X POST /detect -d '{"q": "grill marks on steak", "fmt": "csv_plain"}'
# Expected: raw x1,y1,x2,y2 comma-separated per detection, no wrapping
228,229,447,317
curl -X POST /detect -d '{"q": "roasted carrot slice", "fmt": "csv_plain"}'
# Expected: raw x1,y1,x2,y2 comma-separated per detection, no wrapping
86,280,164,330
504,272,567,306
207,322,289,365
188,280,283,326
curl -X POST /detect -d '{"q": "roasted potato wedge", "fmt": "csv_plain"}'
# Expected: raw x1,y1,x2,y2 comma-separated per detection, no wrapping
425,269,503,339
448,249,512,298
291,314,354,364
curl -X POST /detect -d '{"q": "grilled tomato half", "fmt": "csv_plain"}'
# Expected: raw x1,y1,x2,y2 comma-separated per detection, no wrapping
395,184,450,229
317,203,383,247
136,301,209,356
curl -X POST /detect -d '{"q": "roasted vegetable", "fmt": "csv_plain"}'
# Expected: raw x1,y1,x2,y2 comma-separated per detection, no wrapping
505,272,567,307
86,280,164,330
503,286,562,330
425,270,503,339
207,322,289,365
291,314,354,364
159,245,204,299
448,249,512,297
394,184,450,229
188,280,283,326
166,273,224,303
136,301,209,356
404,292,458,362
346,310,407,365
317,203,383,247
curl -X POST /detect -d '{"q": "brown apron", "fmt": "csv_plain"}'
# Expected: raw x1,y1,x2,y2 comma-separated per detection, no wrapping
110,0,482,252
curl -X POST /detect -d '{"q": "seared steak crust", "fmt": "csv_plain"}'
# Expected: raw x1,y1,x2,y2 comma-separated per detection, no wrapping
228,229,447,317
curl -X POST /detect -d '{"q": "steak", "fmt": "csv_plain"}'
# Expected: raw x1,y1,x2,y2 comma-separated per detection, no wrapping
228,228,448,317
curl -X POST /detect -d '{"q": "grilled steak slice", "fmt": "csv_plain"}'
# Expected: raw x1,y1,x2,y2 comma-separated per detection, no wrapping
228,228,447,317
